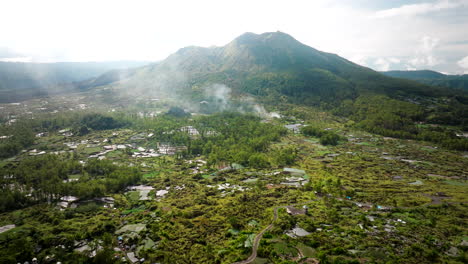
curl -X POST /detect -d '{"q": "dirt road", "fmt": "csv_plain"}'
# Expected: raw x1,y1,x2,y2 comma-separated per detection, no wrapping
232,201,316,264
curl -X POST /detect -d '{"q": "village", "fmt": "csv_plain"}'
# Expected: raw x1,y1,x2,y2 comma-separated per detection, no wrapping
0,96,467,264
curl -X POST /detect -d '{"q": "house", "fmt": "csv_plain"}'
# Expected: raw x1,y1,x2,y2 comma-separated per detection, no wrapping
35,132,48,137
286,206,307,215
158,143,187,155
130,133,146,141
265,184,286,190
355,202,373,210
284,124,303,133
180,126,200,137
127,252,139,263
95,197,115,206
57,201,69,208
280,181,302,188
128,185,155,200
283,168,306,177
103,145,116,150
61,196,79,202
285,225,311,238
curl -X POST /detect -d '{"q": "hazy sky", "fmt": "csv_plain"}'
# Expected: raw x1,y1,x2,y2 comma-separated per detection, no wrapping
1,0,467,74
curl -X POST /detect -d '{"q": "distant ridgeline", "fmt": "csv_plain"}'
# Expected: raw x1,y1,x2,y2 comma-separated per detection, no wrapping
382,70,468,91
94,32,468,150
0,61,149,102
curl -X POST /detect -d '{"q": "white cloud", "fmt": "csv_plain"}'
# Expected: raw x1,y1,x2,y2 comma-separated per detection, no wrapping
374,58,391,71
0,57,32,62
349,55,369,66
407,36,442,68
421,36,440,53
372,0,468,18
457,55,468,68
388,57,401,64
409,55,440,67
371,57,403,71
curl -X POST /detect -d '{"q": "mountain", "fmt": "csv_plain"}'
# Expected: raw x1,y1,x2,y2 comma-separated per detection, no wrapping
0,61,151,102
104,32,462,105
382,70,468,91
92,31,466,149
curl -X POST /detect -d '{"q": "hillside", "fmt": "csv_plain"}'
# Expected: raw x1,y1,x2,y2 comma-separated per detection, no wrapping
107,32,463,104
0,61,150,102
95,31,467,149
382,70,468,91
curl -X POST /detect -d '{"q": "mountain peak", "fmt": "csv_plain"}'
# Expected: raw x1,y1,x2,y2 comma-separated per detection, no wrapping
232,31,300,46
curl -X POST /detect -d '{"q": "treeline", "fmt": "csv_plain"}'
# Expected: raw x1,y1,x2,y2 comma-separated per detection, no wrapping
230,66,468,150
0,112,128,159
0,121,35,158
334,95,468,150
241,70,356,108
359,119,468,150
301,125,345,146
0,155,140,212
34,112,129,134
134,112,295,168
190,113,293,167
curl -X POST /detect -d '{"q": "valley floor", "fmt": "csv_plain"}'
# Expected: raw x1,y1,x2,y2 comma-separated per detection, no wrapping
0,96,467,264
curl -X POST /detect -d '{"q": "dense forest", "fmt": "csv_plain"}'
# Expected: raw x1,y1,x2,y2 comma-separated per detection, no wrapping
0,156,140,212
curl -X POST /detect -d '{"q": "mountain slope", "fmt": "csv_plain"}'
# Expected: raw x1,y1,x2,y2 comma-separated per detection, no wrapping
108,32,462,105
382,70,468,91
96,31,467,149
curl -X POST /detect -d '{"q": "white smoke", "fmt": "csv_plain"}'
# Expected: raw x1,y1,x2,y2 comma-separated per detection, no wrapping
204,83,231,111
203,83,280,118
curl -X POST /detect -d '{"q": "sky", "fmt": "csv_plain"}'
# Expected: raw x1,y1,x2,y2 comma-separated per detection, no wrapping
0,0,467,74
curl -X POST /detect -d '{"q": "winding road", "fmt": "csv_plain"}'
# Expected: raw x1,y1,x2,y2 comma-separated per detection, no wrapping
232,201,316,264
230,194,455,264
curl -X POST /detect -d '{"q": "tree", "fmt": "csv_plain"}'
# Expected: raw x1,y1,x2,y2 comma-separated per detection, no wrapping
319,132,340,146
166,106,190,117
248,153,270,168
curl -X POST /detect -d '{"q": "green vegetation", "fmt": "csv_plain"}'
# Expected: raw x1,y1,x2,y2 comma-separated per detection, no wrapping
0,31,467,264
0,155,140,212
101,31,468,150
0,105,466,264
0,121,35,158
346,95,468,150
383,70,468,91
301,125,344,146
